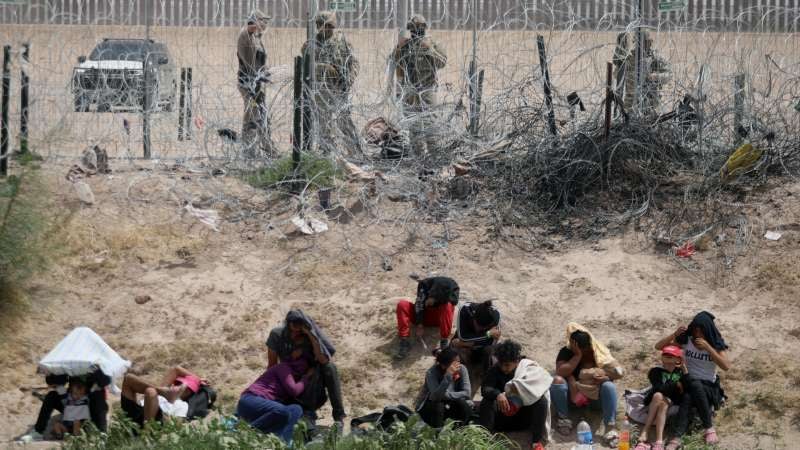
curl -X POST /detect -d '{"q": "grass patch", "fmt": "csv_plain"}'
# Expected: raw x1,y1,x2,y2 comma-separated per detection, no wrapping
245,153,340,190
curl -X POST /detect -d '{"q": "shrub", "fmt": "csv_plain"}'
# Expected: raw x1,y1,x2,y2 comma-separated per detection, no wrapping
245,153,340,190
64,413,513,450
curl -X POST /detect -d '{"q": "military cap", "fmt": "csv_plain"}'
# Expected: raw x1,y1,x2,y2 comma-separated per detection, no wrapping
247,10,271,24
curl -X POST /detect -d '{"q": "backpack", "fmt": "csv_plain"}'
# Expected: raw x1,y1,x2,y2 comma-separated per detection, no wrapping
350,404,414,434
185,385,217,420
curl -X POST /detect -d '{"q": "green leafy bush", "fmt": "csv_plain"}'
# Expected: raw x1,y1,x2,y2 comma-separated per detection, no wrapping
64,413,513,450
245,153,340,190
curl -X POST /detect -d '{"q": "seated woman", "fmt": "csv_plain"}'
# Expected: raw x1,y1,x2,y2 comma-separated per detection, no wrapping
480,340,550,450
237,350,311,443
549,323,624,446
635,345,690,450
654,311,730,450
415,347,472,428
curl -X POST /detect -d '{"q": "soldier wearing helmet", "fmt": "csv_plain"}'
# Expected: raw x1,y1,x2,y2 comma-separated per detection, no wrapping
613,30,670,116
390,14,447,155
237,10,273,157
302,11,363,156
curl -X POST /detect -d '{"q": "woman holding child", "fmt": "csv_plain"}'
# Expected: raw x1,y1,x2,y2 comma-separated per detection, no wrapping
653,311,730,449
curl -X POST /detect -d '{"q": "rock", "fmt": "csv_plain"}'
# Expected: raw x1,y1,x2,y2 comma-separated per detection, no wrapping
73,181,95,205
134,295,152,305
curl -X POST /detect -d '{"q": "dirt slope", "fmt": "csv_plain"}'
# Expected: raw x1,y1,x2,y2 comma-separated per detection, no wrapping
1,163,799,449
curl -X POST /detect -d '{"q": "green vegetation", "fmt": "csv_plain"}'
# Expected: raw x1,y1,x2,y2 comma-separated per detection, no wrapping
0,167,54,305
245,153,340,190
64,413,513,450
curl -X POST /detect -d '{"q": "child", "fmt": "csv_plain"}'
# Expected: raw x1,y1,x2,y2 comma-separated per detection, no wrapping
635,345,689,450
53,379,90,437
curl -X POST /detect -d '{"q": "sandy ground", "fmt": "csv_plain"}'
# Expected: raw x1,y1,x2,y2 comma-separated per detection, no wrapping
0,159,799,449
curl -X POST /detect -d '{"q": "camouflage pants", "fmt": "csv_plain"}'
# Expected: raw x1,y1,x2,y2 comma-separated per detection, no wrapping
238,87,273,158
315,89,363,156
402,90,438,156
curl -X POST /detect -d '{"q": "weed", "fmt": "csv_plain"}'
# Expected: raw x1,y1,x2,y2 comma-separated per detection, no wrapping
245,153,340,190
64,412,512,450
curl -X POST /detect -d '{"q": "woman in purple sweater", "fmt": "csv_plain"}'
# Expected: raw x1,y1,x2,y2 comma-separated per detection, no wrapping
237,352,311,442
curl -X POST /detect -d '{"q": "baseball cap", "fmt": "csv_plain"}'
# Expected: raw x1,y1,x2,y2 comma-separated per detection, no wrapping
176,374,202,393
661,345,683,359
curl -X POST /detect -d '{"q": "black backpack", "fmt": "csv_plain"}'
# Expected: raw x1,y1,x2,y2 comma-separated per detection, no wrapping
350,405,414,433
186,385,217,420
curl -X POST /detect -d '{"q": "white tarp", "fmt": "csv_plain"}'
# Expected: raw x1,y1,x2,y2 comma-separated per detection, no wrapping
38,327,131,379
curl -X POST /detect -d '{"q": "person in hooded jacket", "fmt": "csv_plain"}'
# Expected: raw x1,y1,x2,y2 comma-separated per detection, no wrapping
654,311,731,449
266,310,346,431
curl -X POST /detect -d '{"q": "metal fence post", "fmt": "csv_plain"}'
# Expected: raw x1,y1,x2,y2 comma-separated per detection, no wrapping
1,45,10,177
20,42,29,155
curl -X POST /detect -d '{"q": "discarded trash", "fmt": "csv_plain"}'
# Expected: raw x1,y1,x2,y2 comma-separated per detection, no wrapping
675,241,695,258
134,295,152,305
342,160,386,183
382,256,393,271
74,181,95,205
720,143,763,181
764,231,782,241
184,204,220,231
289,215,328,235
453,163,470,176
432,239,448,249
318,188,332,210
194,116,205,129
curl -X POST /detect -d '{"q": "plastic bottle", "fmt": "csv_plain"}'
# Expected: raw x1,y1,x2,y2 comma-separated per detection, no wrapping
618,420,631,450
576,420,593,448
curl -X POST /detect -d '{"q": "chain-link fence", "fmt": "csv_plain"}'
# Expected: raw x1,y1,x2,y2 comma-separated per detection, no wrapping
0,0,797,163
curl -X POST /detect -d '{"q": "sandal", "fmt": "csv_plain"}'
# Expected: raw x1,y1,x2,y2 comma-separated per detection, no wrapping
604,429,620,447
704,428,719,445
665,437,681,450
556,417,572,435
634,442,651,450
652,441,665,450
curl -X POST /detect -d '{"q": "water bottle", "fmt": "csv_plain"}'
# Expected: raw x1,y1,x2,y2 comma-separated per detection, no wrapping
618,420,631,450
576,420,593,448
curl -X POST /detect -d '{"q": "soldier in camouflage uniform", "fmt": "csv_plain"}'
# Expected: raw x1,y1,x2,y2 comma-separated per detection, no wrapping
390,15,447,156
237,10,273,157
613,30,671,116
302,11,362,156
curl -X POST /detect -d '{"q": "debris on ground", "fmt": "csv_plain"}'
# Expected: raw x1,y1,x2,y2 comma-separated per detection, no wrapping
73,181,95,205
675,241,696,258
184,204,221,231
134,295,152,305
764,230,782,241
288,215,328,235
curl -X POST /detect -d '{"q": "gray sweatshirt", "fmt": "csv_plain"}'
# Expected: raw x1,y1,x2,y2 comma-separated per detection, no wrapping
415,364,471,410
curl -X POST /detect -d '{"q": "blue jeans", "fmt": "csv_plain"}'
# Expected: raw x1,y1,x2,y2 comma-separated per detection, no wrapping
549,380,617,426
236,393,303,443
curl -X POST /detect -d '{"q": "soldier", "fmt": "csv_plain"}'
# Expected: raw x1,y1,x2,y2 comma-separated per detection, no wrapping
237,10,273,157
302,11,362,156
390,15,447,156
613,30,670,116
